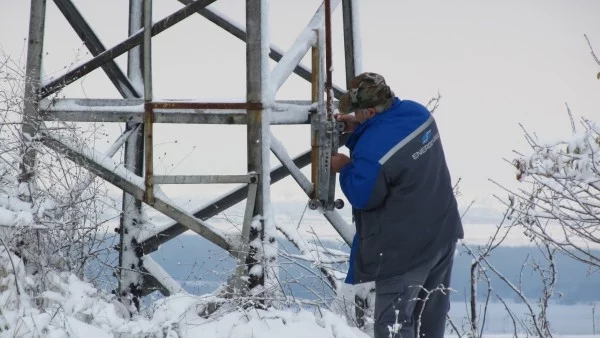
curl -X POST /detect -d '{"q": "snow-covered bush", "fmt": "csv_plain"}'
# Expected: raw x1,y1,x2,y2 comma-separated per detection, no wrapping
0,54,114,288
511,118,600,267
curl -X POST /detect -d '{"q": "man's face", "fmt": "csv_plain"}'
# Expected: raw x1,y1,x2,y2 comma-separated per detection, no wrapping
354,108,376,124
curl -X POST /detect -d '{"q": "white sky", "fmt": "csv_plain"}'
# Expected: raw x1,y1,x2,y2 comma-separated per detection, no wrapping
1,0,600,218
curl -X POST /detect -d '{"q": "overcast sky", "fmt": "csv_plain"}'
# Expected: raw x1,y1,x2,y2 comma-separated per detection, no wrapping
1,0,599,216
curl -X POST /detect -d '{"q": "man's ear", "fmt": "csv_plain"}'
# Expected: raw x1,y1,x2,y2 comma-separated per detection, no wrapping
367,108,377,117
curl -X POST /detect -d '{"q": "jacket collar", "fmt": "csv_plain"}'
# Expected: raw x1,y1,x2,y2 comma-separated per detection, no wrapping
345,97,402,151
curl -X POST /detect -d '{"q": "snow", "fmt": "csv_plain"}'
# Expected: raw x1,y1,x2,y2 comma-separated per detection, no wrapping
0,239,368,338
142,256,186,295
270,103,314,124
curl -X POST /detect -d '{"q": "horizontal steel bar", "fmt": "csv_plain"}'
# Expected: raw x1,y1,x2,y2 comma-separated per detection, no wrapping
39,99,322,124
39,131,234,252
150,102,263,110
139,150,312,253
138,133,351,253
40,109,248,124
39,0,217,99
154,174,258,184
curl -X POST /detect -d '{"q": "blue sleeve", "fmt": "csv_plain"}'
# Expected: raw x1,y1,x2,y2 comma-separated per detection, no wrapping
339,152,388,210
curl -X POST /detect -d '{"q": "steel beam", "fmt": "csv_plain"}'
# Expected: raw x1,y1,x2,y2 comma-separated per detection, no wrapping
154,174,257,185
341,0,362,87
118,0,145,307
39,132,234,252
52,0,140,98
176,0,346,100
39,0,218,99
19,0,47,190
141,256,185,296
39,99,319,124
143,0,155,205
138,133,350,253
270,0,341,94
139,149,312,253
245,0,267,291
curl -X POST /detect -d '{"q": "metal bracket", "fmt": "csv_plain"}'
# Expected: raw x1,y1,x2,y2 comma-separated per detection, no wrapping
308,24,344,212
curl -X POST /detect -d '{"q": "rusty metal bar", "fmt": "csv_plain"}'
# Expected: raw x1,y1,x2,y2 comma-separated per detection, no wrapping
38,0,218,99
143,102,154,204
324,0,334,118
143,0,154,205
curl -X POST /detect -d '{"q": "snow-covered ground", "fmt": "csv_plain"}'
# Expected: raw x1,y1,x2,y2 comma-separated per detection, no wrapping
0,245,368,338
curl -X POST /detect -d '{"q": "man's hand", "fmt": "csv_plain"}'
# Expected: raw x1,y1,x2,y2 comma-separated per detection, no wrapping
331,153,351,173
334,113,360,134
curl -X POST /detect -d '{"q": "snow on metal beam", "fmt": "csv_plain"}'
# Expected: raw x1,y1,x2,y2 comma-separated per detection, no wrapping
39,130,237,252
39,99,318,124
270,0,341,94
141,256,186,296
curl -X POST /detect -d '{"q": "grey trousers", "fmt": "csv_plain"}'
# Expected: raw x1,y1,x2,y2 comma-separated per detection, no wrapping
373,241,456,338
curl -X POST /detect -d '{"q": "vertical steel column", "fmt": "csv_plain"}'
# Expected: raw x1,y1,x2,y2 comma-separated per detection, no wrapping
342,0,369,328
324,0,334,119
245,0,266,292
342,0,362,87
143,0,154,204
118,0,146,310
310,35,320,201
19,0,47,199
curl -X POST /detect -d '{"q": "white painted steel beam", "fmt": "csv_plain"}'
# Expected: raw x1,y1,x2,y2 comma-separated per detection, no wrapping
270,0,341,94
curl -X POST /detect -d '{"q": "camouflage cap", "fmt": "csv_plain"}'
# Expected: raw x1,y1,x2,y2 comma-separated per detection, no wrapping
338,72,395,114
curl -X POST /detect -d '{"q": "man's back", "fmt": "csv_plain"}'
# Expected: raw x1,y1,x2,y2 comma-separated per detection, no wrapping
340,97,464,284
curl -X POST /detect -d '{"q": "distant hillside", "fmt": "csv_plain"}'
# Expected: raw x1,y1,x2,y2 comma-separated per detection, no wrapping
141,233,600,305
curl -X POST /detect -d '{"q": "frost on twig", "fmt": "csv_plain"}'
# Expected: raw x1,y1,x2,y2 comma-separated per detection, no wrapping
510,119,600,267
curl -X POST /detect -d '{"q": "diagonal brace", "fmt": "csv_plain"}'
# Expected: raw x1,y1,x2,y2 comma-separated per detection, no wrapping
39,131,235,252
176,0,346,100
139,133,352,253
52,0,140,98
39,0,218,99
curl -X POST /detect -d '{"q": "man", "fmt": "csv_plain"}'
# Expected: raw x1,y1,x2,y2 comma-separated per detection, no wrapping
331,72,464,338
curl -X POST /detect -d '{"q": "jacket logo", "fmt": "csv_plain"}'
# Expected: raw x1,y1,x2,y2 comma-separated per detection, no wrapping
413,131,440,160
421,129,432,144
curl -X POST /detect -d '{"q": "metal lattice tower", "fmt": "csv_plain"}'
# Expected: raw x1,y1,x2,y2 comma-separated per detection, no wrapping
21,0,361,307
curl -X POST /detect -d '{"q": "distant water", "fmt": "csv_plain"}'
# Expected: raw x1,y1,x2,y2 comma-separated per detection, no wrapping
88,231,600,335
448,301,600,335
